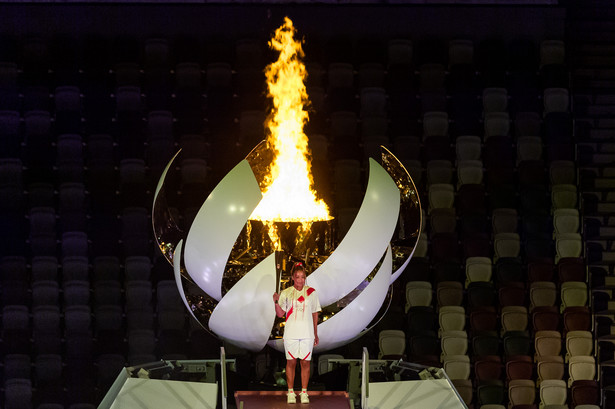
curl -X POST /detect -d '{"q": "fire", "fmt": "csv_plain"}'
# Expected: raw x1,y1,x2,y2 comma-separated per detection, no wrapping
249,17,331,231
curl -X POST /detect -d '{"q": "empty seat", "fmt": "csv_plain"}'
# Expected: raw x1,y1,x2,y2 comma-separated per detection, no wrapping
124,256,151,282
544,88,569,114
540,40,565,67
472,332,500,357
378,329,406,359
501,306,528,335
61,256,89,282
553,209,579,235
428,183,455,213
63,280,91,306
484,112,510,139
388,39,413,66
440,330,468,359
536,355,565,383
565,331,593,362
498,284,526,307
557,258,585,282
493,233,520,262
455,135,482,161
514,111,542,137
517,137,543,163
549,161,575,185
482,87,508,114
4,378,33,409
407,306,437,334
474,356,503,383
506,355,534,381
530,281,557,311
439,305,466,333
551,184,577,210
465,256,492,288
156,280,183,312
457,160,483,187
508,379,536,407
563,306,591,333
31,280,60,307
532,306,561,332
570,380,600,408
568,356,595,387
491,208,518,234
430,208,457,236
560,281,587,312
503,331,532,357
426,160,454,186
470,308,498,333
477,382,505,406
534,330,562,360
442,354,471,380
360,87,387,117
64,305,92,336
540,379,567,408
3,354,32,379
555,233,582,264
467,282,497,309
436,281,464,307
423,111,449,137
61,232,88,258
405,281,433,312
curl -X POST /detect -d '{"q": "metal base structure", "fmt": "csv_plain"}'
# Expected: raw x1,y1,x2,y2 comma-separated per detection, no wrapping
98,348,234,409
97,347,467,409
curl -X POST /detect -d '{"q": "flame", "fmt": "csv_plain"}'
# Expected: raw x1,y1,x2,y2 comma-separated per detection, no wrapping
249,17,331,236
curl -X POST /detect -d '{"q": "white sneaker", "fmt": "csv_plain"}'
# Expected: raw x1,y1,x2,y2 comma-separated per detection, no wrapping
300,391,309,404
287,392,296,404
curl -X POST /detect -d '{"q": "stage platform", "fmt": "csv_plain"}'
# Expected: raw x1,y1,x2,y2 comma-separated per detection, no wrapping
235,390,352,409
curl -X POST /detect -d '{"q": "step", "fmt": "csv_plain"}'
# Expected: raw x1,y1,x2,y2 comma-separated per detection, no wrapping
574,69,615,80
578,142,615,153
576,56,615,67
589,129,615,140
573,93,615,105
596,203,615,213
585,203,615,216
581,167,615,179
575,79,615,89
572,21,615,34
597,118,615,128
235,391,351,409
584,154,615,165
570,31,615,43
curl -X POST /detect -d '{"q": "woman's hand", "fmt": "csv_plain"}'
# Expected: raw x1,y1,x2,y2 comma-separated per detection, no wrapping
314,335,319,346
273,293,279,303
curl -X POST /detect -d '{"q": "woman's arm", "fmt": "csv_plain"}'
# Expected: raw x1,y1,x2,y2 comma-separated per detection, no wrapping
312,312,319,346
273,292,285,317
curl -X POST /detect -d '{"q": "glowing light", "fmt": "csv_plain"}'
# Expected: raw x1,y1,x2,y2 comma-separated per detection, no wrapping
249,17,331,233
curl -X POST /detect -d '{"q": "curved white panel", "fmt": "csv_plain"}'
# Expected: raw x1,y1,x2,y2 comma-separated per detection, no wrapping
153,149,181,201
307,159,400,307
172,240,200,324
184,160,262,301
209,253,277,351
269,246,393,353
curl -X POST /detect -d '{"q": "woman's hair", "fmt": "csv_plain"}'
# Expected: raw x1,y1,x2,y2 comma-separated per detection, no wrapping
291,262,306,276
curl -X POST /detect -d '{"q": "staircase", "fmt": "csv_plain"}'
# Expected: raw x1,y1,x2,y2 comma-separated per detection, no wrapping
568,1,615,407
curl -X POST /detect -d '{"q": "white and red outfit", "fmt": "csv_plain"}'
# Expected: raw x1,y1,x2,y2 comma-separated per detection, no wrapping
278,285,321,361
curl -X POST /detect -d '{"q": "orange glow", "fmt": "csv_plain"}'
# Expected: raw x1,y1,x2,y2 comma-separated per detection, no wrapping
250,17,331,234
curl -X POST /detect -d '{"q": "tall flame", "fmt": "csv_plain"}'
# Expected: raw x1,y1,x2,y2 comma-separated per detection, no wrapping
249,17,331,227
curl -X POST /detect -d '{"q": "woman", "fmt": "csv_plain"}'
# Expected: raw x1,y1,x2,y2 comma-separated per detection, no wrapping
273,262,321,404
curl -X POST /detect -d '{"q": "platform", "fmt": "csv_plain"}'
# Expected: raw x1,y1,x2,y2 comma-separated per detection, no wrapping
235,390,352,409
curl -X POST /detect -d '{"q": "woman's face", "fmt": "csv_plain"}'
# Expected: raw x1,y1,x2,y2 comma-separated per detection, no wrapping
293,270,306,288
